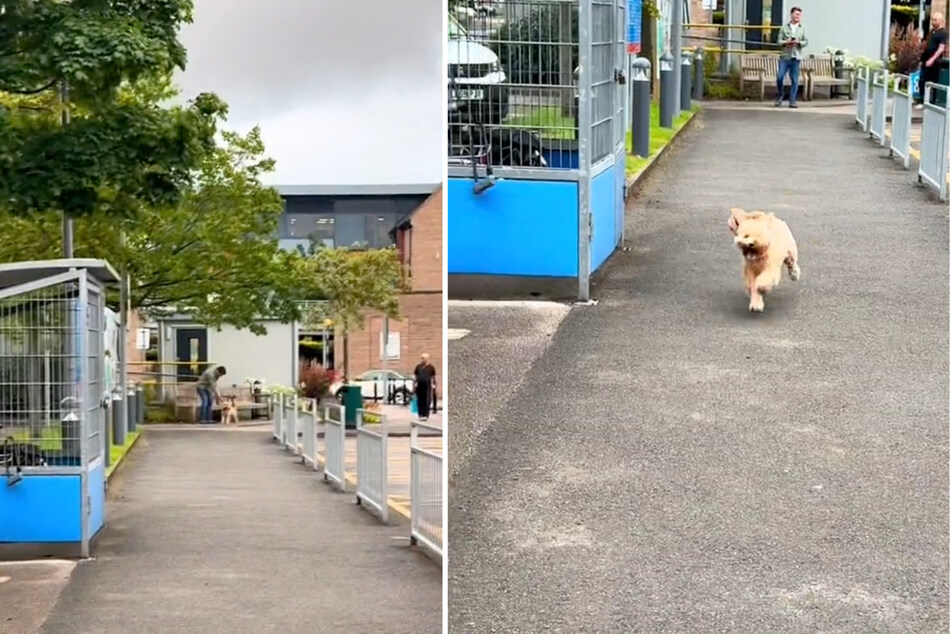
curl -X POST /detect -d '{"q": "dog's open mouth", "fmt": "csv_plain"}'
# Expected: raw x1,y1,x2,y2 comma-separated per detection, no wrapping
740,244,763,258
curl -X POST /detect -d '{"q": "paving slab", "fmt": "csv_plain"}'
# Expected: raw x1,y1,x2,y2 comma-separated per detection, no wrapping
448,107,949,633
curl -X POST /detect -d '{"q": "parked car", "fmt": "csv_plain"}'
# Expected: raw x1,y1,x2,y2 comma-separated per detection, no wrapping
331,370,414,405
448,15,508,125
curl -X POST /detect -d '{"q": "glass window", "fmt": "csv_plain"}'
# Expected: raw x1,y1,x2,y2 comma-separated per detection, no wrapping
334,213,366,248
366,213,397,248
284,213,335,247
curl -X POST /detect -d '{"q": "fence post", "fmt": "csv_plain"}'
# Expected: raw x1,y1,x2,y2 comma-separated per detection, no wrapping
659,52,675,129
693,48,704,101
680,55,693,112
631,58,651,158
380,428,389,525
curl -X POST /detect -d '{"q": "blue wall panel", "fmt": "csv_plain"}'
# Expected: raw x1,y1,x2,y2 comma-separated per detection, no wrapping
0,474,81,543
448,178,580,277
590,162,622,273
88,460,105,536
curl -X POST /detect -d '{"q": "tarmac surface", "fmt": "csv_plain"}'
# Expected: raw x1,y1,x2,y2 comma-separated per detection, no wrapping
27,428,440,634
448,107,949,633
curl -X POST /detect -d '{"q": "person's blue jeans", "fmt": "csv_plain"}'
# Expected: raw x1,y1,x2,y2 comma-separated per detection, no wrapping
777,58,801,104
197,387,213,422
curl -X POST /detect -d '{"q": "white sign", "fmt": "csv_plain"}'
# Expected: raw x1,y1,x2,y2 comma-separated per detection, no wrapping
135,328,151,350
379,331,401,360
702,0,716,10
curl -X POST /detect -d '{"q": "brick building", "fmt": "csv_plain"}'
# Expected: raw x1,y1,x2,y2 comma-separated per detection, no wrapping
346,186,443,383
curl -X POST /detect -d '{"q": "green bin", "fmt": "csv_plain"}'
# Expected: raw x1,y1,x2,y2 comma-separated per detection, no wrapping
937,59,949,108
340,384,362,429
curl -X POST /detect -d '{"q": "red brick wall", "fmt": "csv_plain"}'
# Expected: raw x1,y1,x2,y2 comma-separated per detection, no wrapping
346,185,443,383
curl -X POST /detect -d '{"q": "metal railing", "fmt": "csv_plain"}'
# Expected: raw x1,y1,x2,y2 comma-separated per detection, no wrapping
355,409,389,523
300,398,318,469
322,403,346,492
869,69,888,145
282,393,297,452
918,83,950,201
855,66,870,132
889,74,913,170
409,420,443,559
272,393,283,440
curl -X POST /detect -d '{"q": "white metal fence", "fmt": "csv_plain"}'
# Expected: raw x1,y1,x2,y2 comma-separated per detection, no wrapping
272,392,283,440
889,74,912,170
283,393,298,453
300,398,318,468
410,421,443,559
855,66,870,131
918,83,950,202
355,409,388,523
322,403,346,492
869,69,888,145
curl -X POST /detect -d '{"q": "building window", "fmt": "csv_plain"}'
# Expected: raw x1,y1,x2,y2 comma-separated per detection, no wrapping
285,213,334,247
334,213,366,248
366,213,397,249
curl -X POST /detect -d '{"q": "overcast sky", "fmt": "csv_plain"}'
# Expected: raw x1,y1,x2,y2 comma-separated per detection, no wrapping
174,0,443,187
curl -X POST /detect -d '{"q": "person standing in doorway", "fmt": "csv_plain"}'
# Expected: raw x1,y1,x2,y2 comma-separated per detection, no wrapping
775,6,808,108
413,353,436,421
918,12,948,107
196,364,227,423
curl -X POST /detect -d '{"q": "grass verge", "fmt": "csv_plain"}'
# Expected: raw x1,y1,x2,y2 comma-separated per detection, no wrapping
106,430,142,480
626,103,700,176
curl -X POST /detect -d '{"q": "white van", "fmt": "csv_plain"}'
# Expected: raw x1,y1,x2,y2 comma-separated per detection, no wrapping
448,15,508,124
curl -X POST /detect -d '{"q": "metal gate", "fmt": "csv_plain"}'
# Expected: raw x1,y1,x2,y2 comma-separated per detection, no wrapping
447,0,630,301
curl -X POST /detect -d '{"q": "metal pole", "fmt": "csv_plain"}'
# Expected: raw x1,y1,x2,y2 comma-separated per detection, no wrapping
720,0,733,75
880,0,891,62
671,0,684,113
660,53,676,128
693,48,705,101
381,315,389,403
918,0,925,35
60,82,73,259
680,55,693,111
631,58,652,157
117,230,129,437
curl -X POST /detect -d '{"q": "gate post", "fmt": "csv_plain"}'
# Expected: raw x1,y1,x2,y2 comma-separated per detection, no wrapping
660,53,676,128
631,58,651,158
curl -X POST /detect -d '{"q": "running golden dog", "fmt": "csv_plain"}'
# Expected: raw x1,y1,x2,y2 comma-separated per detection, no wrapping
728,207,801,313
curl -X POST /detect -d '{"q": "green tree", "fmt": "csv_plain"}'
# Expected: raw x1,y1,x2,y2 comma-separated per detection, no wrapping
294,245,406,379
0,0,224,219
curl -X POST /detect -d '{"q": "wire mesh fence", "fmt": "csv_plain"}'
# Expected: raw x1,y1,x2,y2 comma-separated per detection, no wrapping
0,280,85,468
449,0,580,170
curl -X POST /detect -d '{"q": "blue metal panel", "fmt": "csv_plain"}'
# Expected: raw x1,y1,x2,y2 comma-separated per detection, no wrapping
0,474,82,543
448,178,580,278
590,162,622,273
88,460,106,536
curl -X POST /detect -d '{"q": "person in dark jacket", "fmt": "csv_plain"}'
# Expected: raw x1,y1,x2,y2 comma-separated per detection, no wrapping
413,353,437,421
918,12,948,106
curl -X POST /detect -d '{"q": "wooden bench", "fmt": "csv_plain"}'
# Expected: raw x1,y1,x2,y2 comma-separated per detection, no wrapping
801,55,853,100
739,54,808,101
172,384,268,423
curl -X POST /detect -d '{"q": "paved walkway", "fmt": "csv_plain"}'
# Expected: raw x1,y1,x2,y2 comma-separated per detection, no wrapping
449,107,949,632
29,428,440,634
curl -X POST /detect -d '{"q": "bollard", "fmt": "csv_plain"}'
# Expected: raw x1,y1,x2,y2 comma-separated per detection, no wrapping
127,385,137,433
112,390,126,446
659,52,676,129
680,55,693,112
135,385,144,426
103,399,111,468
630,58,652,157
693,48,704,101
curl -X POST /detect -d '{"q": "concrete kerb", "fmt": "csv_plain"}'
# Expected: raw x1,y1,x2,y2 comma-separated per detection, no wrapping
625,108,701,191
104,431,143,484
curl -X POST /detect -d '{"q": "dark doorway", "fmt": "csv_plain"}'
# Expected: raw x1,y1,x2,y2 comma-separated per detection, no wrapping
745,0,785,51
175,328,208,383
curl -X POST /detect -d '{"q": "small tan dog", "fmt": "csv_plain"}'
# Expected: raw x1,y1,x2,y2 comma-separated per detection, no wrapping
728,207,801,313
220,396,239,425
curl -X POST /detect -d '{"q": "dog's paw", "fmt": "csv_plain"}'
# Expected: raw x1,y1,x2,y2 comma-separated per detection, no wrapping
789,265,801,281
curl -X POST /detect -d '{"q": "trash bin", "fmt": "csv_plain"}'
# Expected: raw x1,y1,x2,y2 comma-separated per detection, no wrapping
339,384,362,429
937,58,950,108
832,49,847,98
